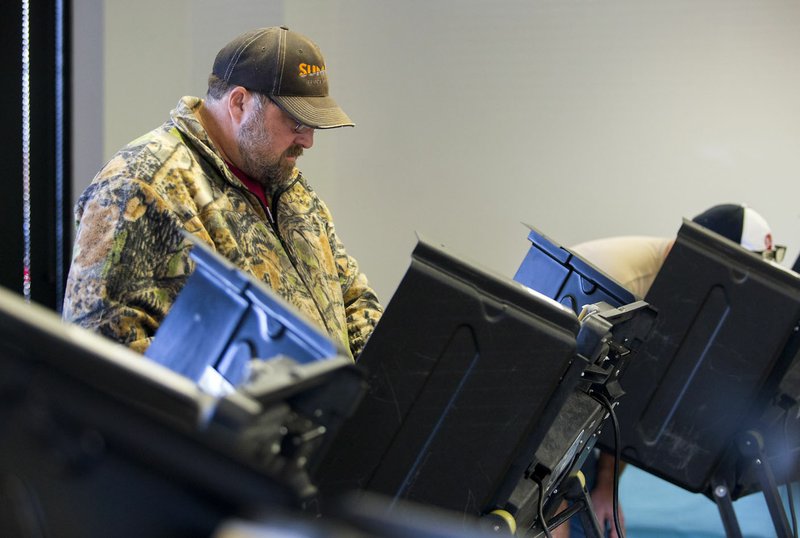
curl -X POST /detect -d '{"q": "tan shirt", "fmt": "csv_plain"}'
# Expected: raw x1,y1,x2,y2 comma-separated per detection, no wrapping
570,236,673,298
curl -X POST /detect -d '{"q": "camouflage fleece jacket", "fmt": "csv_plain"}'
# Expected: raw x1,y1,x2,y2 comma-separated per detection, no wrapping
63,96,382,360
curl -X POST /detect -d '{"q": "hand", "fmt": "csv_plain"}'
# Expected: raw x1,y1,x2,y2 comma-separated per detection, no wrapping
590,483,625,538
549,500,570,538
592,452,626,538
550,521,571,538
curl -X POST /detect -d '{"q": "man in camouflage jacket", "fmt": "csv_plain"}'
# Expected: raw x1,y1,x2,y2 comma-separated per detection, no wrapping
63,27,382,361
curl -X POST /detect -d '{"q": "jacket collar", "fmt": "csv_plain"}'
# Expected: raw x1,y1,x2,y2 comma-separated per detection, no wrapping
169,96,300,200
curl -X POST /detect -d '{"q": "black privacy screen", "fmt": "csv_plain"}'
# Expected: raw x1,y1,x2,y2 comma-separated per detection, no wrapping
315,237,581,515
606,219,800,499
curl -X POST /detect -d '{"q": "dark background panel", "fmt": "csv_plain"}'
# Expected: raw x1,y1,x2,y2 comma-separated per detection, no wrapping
0,0,71,312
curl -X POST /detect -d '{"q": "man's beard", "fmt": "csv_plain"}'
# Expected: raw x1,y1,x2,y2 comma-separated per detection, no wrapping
237,111,303,188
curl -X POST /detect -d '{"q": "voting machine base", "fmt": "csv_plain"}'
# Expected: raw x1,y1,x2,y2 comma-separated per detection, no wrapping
0,286,364,538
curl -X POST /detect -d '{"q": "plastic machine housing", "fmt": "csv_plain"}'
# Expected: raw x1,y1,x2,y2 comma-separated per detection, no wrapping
145,237,344,388
314,237,582,518
0,286,369,537
514,224,637,313
508,225,656,532
606,219,800,499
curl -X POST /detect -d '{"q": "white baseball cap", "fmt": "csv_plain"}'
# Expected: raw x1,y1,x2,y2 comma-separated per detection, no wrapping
692,203,785,261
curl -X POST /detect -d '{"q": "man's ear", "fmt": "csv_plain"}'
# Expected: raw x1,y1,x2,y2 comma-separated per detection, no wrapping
227,86,248,124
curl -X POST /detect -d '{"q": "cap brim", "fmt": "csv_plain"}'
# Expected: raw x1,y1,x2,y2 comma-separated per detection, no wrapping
272,95,354,129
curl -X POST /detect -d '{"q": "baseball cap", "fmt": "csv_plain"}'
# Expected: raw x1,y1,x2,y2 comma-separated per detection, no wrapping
692,203,785,261
212,26,354,129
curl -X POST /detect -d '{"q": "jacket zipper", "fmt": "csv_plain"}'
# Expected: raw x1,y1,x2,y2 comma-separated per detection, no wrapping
268,179,334,337
182,126,335,335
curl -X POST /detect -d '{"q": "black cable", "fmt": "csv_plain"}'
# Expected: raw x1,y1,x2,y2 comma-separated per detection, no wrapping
591,391,625,538
533,477,554,538
785,405,798,538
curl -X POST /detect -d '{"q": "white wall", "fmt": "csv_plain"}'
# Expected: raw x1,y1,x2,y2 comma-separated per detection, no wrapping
73,0,800,303
71,0,103,223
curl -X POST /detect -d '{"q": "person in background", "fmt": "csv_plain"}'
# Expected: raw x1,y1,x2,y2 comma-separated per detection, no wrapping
555,203,784,538
63,26,382,361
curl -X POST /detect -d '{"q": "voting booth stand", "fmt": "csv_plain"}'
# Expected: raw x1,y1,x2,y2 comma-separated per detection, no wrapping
602,221,800,538
514,221,800,538
5,221,797,537
313,237,655,537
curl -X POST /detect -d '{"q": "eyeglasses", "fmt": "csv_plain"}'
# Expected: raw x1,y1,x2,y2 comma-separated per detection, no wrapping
291,118,314,134
265,96,314,134
758,245,787,263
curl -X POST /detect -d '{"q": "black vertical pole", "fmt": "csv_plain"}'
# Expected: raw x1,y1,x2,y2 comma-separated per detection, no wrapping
0,4,24,297
0,0,71,311
29,0,72,311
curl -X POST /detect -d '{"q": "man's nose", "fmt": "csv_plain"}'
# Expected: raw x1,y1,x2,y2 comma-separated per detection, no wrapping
295,129,314,149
